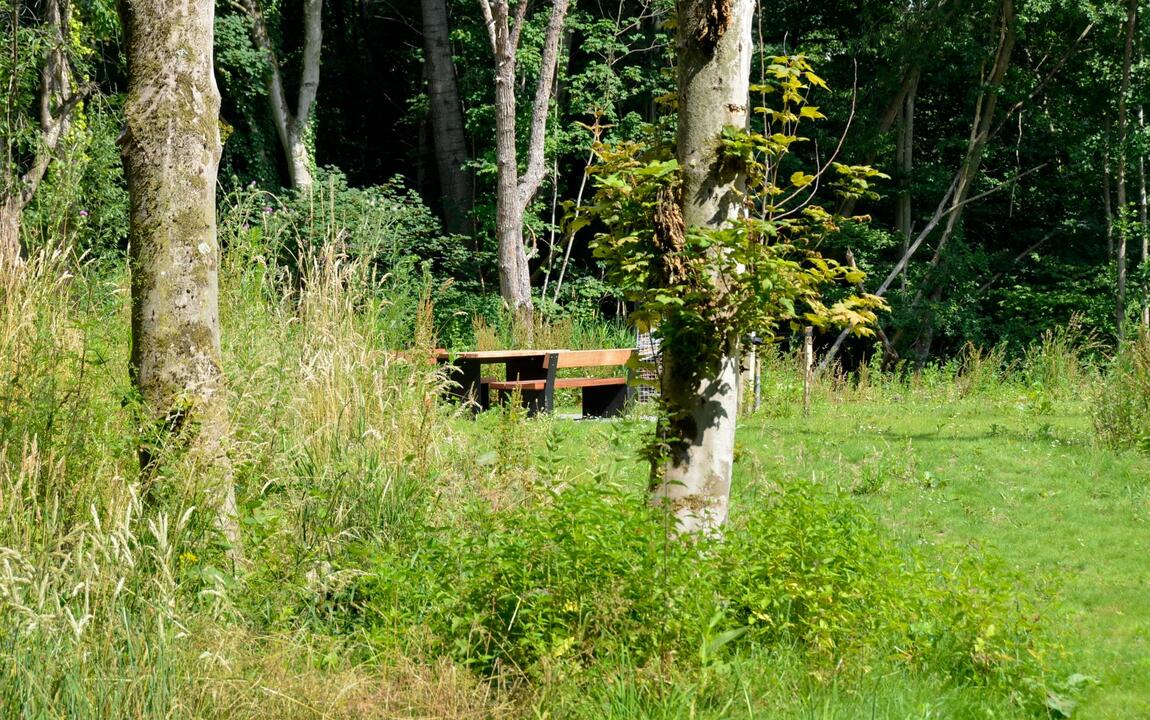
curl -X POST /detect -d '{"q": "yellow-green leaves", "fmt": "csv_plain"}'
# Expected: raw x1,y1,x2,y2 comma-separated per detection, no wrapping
791,171,815,188
579,54,887,384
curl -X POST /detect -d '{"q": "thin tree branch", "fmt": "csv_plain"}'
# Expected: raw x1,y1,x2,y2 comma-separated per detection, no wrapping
518,0,570,205
295,0,323,126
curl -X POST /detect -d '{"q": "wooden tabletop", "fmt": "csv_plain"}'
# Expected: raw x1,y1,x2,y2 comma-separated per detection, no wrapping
435,349,567,362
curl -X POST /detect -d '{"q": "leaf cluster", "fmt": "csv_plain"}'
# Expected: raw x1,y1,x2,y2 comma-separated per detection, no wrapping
579,56,887,386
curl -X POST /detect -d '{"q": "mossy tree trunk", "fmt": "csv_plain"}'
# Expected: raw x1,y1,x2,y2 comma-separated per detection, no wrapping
119,0,239,549
650,0,753,535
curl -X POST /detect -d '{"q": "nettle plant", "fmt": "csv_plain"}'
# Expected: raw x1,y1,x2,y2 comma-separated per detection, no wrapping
581,54,887,397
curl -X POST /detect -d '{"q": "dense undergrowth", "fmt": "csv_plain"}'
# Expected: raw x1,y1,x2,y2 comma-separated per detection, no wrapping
1,193,1147,717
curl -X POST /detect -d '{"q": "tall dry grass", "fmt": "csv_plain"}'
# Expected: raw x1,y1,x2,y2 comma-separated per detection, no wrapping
0,190,494,717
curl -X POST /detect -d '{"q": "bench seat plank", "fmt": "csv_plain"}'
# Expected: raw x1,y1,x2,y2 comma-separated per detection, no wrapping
487,376,627,392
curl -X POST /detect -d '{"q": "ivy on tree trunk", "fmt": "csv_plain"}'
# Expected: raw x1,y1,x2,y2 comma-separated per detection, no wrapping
650,0,755,535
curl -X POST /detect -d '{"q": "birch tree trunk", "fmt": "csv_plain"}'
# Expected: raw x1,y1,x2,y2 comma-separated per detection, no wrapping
422,0,473,235
120,0,239,548
650,0,753,535
479,0,570,329
242,0,322,191
1116,0,1136,339
1139,107,1148,329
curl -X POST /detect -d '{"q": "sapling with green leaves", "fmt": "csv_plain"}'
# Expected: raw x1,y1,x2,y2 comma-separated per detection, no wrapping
581,14,885,533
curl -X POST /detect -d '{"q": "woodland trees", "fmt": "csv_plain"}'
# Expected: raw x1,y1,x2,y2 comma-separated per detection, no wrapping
239,0,323,191
2,0,1149,376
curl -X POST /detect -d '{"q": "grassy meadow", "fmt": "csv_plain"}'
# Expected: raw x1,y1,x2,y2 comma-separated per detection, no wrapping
1,230,1148,719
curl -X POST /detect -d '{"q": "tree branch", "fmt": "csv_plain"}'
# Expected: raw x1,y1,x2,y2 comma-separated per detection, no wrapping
241,0,293,150
295,0,323,127
518,0,570,205
478,0,498,52
508,0,531,53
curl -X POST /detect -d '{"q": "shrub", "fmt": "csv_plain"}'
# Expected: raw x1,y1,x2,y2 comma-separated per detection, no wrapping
341,476,1051,702
1091,333,1150,452
347,481,716,676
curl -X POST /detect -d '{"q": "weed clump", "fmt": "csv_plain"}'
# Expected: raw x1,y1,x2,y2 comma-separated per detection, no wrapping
1091,333,1150,452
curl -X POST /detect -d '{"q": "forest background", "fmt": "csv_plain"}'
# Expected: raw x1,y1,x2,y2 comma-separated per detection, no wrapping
5,0,1147,358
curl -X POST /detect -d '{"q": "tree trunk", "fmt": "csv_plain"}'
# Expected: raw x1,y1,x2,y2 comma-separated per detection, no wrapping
650,0,754,535
491,29,533,323
479,0,570,331
895,69,919,291
0,193,23,266
0,197,21,269
1140,107,1148,329
1104,134,1114,258
1116,0,1136,338
243,0,322,191
120,0,239,548
422,0,473,235
0,0,78,268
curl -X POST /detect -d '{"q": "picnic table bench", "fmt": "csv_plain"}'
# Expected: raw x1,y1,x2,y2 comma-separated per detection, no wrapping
436,348,635,417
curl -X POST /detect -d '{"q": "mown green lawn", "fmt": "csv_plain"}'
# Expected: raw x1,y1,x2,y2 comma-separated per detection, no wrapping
731,390,1150,719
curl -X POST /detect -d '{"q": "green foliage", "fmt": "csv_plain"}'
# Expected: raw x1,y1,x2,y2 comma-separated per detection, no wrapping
215,9,281,188
342,473,1051,705
723,482,1047,691
582,56,886,451
219,170,493,347
1091,332,1150,452
2,237,1131,716
23,97,129,258
350,480,714,677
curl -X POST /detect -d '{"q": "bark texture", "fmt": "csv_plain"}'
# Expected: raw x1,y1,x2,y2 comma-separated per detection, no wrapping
479,0,571,327
1140,107,1148,328
242,0,322,190
421,0,473,234
650,0,754,535
0,197,21,269
120,0,238,544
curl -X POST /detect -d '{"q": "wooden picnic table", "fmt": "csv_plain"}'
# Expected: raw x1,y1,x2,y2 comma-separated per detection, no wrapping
435,348,559,412
436,348,635,417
